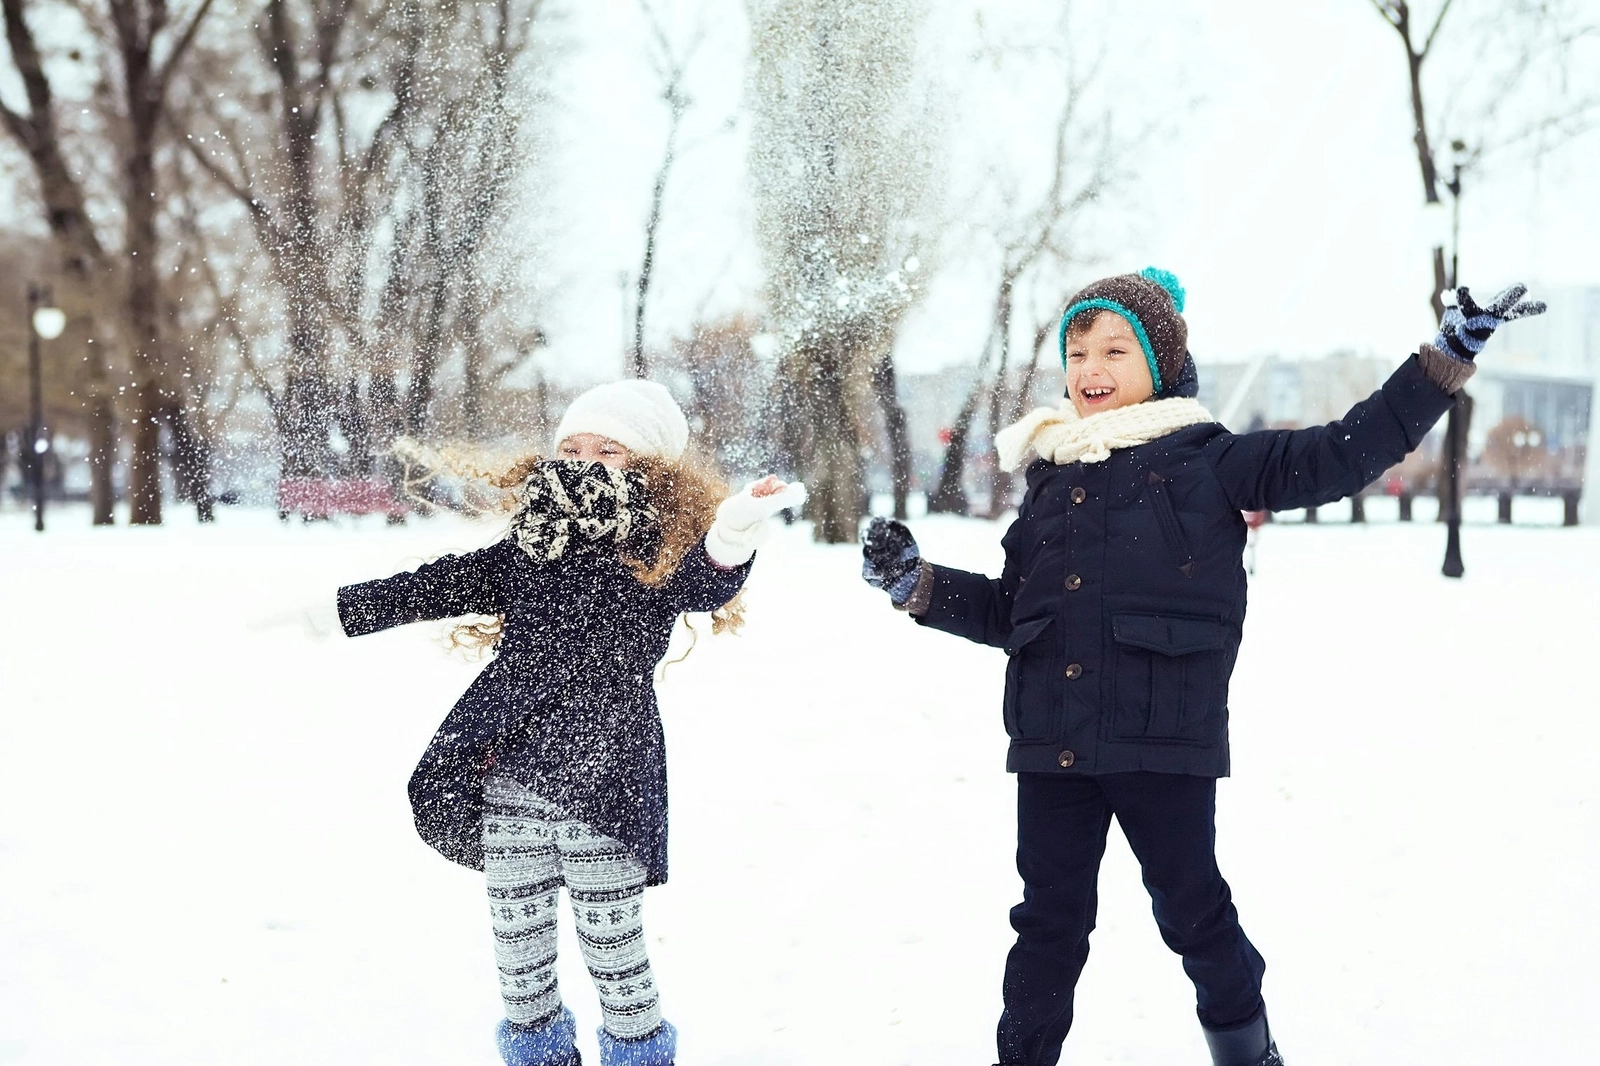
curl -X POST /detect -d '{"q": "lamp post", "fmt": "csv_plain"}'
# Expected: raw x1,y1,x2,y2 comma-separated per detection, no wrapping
27,284,67,533
1439,141,1470,579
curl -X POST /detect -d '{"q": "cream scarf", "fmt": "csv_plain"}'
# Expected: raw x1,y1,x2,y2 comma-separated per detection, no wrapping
995,397,1215,470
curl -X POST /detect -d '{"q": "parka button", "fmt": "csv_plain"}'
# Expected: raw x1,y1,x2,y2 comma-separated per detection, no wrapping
1058,750,1076,768
1065,574,1082,591
1070,487,1087,504
1064,663,1083,680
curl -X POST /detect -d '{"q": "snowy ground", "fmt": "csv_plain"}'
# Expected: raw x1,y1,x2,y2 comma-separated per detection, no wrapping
2,501,1597,1066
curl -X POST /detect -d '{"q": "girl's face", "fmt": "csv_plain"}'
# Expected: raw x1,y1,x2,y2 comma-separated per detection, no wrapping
1064,311,1155,417
556,433,632,469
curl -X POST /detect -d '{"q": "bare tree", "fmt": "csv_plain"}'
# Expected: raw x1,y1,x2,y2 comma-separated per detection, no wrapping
179,0,547,473
1,1,117,525
1365,0,1599,563
748,0,933,542
2,0,215,524
628,0,700,378
668,311,770,472
176,0,360,480
400,0,541,440
1368,0,1598,300
927,6,1130,517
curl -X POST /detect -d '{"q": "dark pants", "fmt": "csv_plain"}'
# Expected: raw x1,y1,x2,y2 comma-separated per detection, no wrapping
997,772,1266,1066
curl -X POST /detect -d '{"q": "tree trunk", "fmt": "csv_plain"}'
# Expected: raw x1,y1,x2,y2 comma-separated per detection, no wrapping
117,0,217,523
283,370,336,479
368,371,405,506
632,115,679,379
928,383,981,515
85,339,117,525
870,354,911,519
1014,319,1054,420
792,335,866,543
164,401,214,521
2,0,122,523
274,11,339,477
983,277,1017,516
407,120,459,437
408,265,449,436
461,315,486,440
125,110,167,525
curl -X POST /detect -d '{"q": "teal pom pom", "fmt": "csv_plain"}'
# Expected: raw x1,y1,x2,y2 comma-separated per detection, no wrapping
1139,266,1186,313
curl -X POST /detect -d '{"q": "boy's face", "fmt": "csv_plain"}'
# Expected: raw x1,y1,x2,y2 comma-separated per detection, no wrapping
1064,311,1155,417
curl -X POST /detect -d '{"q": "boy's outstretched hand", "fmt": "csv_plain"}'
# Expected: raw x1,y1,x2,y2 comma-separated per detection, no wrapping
1434,283,1547,361
862,517,923,607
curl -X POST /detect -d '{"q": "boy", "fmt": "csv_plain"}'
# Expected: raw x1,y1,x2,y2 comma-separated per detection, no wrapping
861,269,1543,1066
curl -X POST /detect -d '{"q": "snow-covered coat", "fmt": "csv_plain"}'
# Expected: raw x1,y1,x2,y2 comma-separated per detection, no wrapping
337,534,749,884
915,352,1458,778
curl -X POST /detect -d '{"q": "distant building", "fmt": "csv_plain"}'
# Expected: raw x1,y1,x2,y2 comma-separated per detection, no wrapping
1196,315,1593,474
1491,284,1600,378
1468,284,1594,476
1195,351,1390,432
897,362,1066,491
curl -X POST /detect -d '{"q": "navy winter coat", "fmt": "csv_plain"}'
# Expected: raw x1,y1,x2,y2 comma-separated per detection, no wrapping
917,353,1456,778
338,536,749,884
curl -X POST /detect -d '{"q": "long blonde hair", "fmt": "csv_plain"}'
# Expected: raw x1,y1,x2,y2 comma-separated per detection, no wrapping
429,447,747,655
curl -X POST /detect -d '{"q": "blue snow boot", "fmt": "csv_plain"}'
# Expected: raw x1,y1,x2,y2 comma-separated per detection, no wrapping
496,1008,581,1066
596,1020,677,1066
1203,1011,1283,1066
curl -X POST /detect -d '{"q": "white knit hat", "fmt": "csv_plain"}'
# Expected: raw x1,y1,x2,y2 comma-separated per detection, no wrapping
551,380,690,460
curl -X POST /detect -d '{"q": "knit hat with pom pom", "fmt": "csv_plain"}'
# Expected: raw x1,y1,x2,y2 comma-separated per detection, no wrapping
1058,267,1195,398
552,379,690,460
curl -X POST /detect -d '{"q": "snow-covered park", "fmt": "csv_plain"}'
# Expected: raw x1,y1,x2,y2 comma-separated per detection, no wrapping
2,503,1596,1066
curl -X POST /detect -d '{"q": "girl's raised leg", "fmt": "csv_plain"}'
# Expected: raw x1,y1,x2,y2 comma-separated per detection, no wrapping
484,777,569,1031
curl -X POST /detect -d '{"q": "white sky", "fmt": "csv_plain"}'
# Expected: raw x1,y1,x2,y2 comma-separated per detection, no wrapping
533,0,1600,381
3,0,1592,383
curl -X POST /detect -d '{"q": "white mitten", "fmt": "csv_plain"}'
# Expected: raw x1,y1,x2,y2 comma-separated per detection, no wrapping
704,480,808,567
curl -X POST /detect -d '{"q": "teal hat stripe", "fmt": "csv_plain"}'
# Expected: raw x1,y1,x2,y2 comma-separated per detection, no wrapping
1057,297,1165,394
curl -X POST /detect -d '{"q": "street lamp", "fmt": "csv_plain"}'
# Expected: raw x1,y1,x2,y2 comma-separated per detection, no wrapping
1439,141,1471,579
28,284,66,533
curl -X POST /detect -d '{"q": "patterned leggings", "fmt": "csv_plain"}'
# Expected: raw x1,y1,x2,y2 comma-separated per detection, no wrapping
482,776,662,1040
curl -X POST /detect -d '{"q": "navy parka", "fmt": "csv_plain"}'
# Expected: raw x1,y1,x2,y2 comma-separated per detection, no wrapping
916,353,1456,777
338,536,750,883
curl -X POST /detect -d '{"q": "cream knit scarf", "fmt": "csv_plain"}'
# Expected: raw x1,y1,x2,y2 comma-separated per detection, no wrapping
995,397,1215,470
508,460,658,562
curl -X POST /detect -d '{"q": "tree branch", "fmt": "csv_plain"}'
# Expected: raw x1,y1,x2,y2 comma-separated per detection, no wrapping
1366,0,1403,31
154,0,217,103
174,124,286,253
1420,0,1456,58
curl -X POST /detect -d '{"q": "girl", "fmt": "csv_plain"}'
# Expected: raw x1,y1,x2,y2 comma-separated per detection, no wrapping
334,380,803,1066
860,270,1543,1066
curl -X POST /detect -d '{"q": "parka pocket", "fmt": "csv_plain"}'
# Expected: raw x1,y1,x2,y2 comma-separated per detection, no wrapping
1002,617,1056,741
1108,612,1226,744
1003,617,1053,656
1145,471,1196,577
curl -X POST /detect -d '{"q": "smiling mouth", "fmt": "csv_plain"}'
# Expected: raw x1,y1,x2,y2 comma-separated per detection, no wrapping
1081,386,1115,402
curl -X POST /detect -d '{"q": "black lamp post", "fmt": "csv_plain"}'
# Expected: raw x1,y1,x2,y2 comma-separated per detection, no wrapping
1440,142,1470,579
26,284,67,533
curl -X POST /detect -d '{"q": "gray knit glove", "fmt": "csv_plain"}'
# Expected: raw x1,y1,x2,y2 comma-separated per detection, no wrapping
861,518,922,607
1434,284,1546,361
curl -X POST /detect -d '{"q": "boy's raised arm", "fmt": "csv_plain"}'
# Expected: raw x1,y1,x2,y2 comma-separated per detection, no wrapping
1202,282,1544,514
1200,352,1455,513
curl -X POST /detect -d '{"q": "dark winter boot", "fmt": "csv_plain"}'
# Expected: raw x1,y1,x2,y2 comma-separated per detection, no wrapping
1202,1011,1283,1066
496,1008,581,1066
596,1020,677,1066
